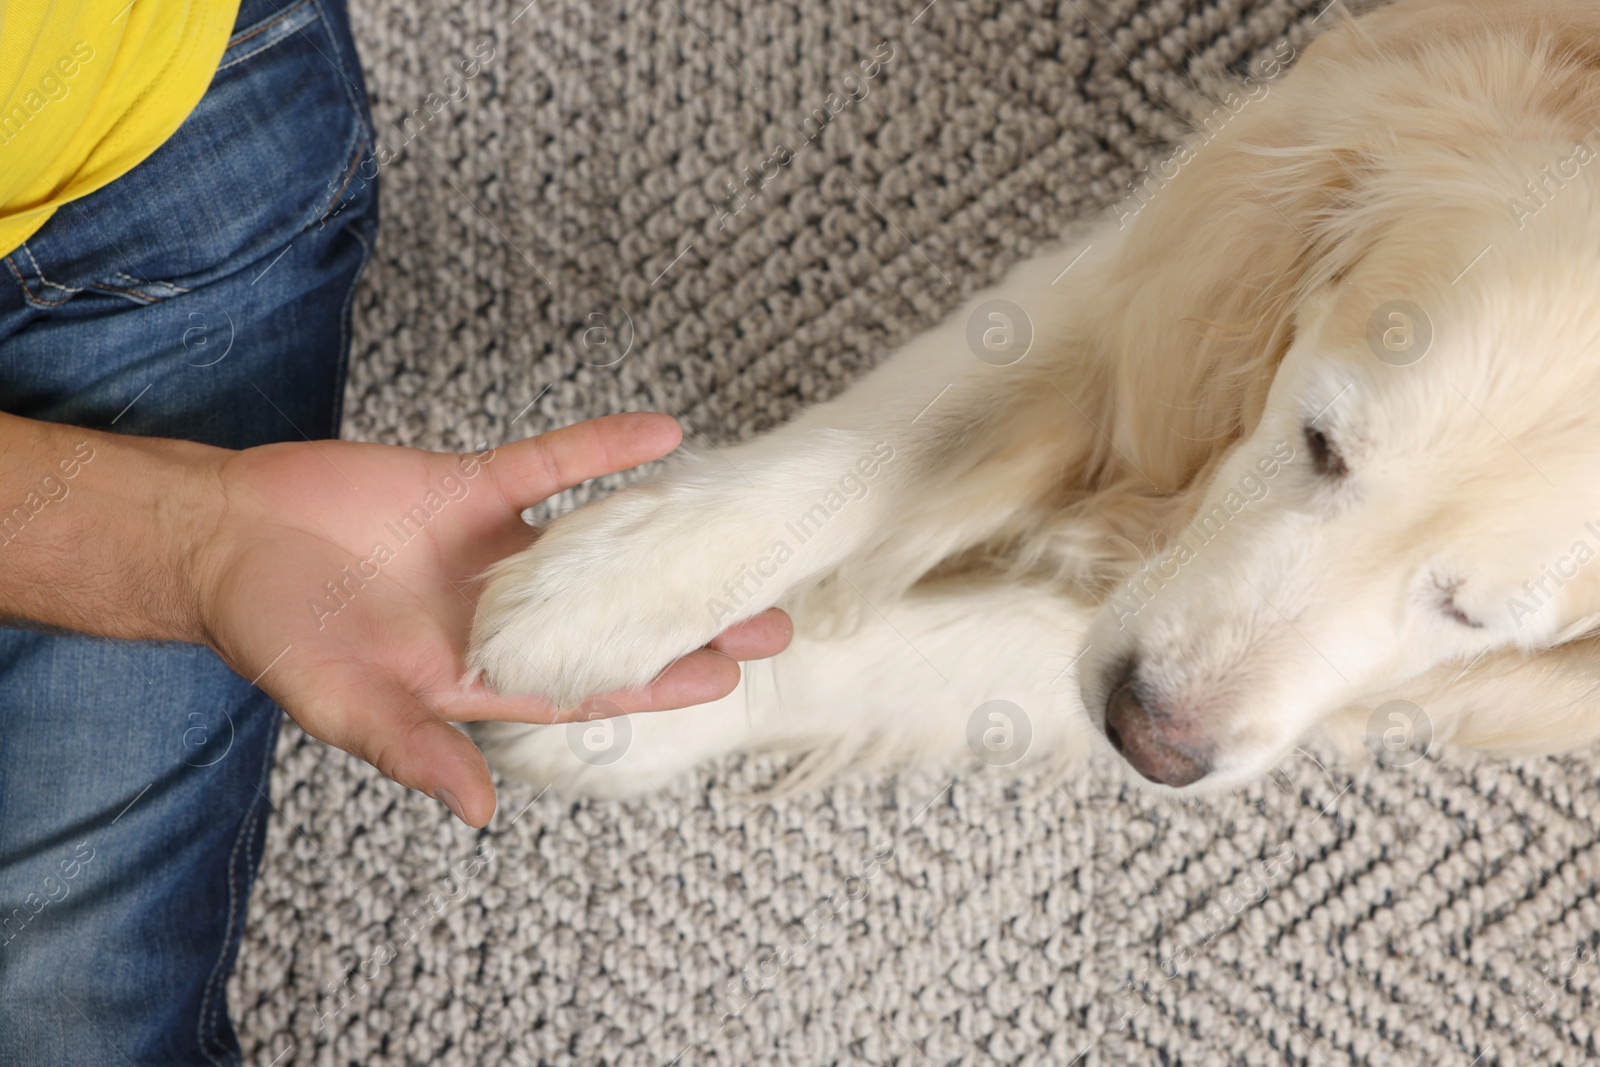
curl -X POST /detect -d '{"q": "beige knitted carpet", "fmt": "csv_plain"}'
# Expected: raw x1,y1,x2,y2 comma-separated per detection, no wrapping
230,0,1600,1062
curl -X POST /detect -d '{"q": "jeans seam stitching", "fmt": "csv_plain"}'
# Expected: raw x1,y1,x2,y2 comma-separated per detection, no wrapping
217,0,316,73
195,726,276,1065
319,136,373,227
224,0,312,50
3,252,70,308
307,0,373,150
20,242,82,295
86,280,158,304
217,20,314,74
195,801,248,1066
275,0,372,234
110,271,194,298
333,216,375,428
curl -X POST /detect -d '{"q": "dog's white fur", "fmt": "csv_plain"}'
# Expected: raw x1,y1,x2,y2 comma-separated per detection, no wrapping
468,0,1600,797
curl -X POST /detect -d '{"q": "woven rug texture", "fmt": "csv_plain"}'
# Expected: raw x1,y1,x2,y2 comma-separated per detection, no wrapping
229,0,1600,1062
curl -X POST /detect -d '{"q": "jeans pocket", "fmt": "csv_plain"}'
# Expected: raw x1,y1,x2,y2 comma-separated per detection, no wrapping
5,0,374,308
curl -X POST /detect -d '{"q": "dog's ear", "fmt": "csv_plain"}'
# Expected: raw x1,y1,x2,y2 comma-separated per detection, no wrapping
1549,25,1600,73
1085,0,1600,494
1091,121,1368,490
1119,0,1600,457
1540,16,1600,127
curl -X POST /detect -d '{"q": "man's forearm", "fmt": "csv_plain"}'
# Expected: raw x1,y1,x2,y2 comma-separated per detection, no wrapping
0,411,224,644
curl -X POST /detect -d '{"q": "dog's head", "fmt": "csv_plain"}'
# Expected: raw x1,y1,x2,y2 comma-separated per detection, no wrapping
1078,38,1600,789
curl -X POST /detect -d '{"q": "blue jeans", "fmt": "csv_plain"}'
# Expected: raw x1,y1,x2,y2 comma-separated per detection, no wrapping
0,0,377,1062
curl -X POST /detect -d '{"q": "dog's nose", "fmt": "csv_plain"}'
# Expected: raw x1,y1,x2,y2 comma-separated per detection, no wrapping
1103,675,1211,788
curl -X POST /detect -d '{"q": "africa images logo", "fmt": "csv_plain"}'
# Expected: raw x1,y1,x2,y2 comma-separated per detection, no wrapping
0,40,96,148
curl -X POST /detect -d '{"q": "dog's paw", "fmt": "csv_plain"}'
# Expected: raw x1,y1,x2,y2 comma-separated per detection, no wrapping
467,481,761,707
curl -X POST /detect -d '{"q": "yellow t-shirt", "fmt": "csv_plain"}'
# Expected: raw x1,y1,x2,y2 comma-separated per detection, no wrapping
0,0,239,255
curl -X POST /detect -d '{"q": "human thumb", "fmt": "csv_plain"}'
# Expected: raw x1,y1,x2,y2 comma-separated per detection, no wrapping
300,670,497,827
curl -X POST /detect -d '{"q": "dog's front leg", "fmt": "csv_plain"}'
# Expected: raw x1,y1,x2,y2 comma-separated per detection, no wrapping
468,422,912,706
476,578,1100,796
468,235,1119,707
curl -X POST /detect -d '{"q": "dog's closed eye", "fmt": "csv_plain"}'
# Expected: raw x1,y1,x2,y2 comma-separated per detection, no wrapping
1433,575,1485,629
1303,424,1347,478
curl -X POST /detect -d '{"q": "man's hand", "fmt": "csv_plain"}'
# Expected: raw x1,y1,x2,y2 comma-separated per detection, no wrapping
0,410,790,828
188,412,790,826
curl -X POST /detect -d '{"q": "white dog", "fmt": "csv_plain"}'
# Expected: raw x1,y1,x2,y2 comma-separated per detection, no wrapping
467,0,1600,797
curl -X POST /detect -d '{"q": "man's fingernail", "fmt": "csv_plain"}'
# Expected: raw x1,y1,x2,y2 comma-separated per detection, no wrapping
433,788,467,824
